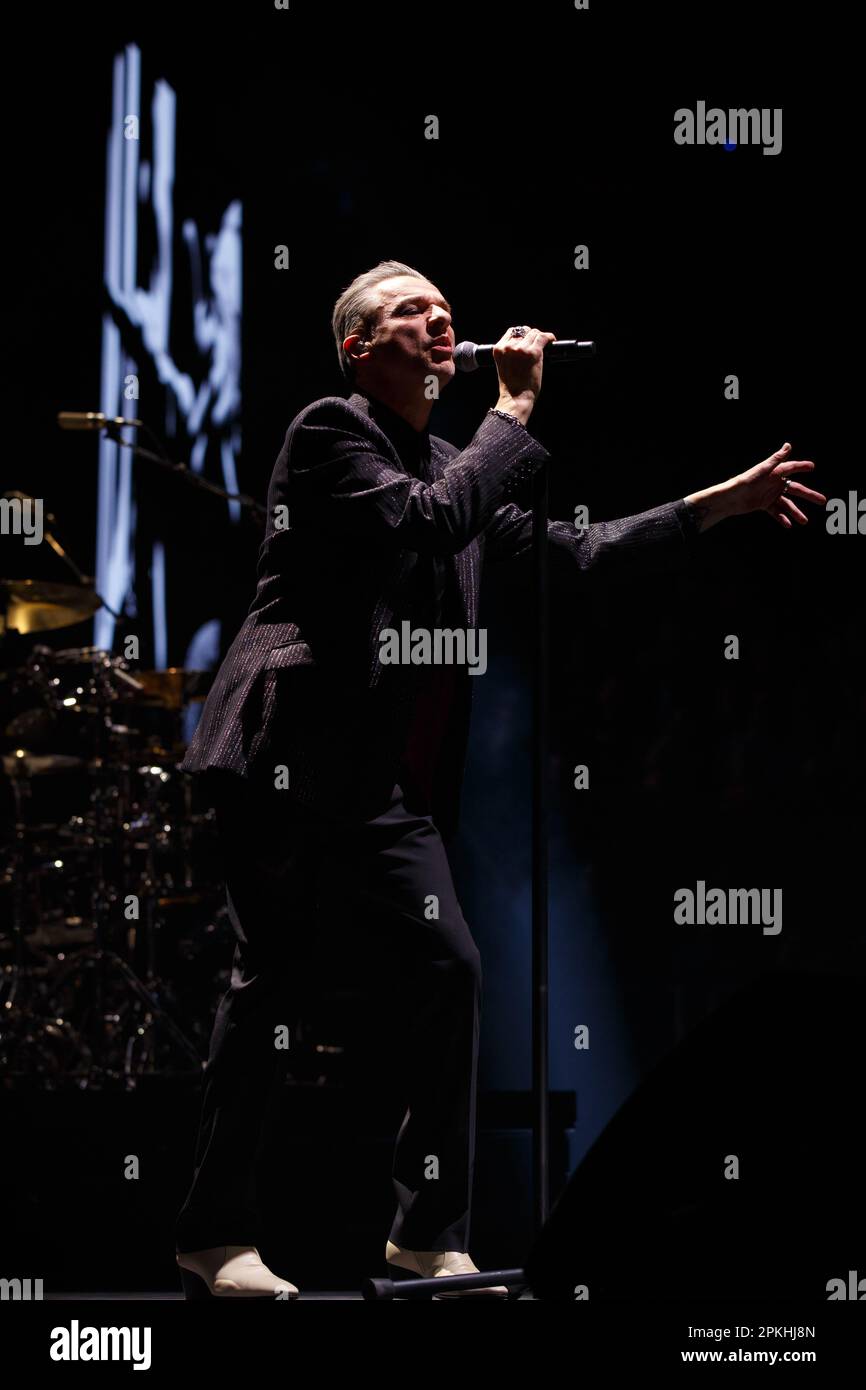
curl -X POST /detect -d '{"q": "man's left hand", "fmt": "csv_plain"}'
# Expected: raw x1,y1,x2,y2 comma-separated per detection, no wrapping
685,443,826,531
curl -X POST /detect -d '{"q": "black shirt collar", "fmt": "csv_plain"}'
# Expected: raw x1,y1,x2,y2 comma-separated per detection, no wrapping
350,389,431,469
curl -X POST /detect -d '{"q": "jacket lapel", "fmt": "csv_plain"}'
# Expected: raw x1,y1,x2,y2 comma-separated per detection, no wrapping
428,438,480,631
347,392,480,633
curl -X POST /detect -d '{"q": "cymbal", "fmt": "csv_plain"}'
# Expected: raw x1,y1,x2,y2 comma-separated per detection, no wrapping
123,668,212,709
27,921,97,948
0,579,101,634
2,750,86,776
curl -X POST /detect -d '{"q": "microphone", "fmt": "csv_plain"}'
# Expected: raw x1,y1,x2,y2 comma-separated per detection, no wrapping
57,411,143,430
452,338,596,373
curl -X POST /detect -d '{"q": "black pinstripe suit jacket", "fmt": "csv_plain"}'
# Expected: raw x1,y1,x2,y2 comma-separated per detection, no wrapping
180,388,700,837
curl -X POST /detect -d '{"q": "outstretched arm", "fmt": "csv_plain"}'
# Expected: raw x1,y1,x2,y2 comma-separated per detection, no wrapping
482,496,701,578
481,443,824,574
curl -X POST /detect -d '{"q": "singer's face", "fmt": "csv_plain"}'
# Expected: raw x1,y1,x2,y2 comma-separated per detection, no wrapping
364,276,455,390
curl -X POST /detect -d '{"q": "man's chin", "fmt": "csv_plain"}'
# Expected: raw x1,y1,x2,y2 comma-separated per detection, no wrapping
428,360,455,386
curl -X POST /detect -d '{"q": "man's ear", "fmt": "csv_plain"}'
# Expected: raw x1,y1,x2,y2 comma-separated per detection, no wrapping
344,333,370,363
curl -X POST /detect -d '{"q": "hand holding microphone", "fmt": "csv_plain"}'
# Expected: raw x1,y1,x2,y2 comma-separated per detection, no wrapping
490,325,556,426
452,327,596,425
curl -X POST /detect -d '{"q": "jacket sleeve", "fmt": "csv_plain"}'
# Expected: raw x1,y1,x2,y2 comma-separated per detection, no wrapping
285,398,550,555
481,497,703,577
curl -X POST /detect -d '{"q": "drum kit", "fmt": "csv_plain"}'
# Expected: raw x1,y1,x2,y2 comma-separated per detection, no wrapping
0,575,236,1086
1,569,352,1090
2,429,350,1089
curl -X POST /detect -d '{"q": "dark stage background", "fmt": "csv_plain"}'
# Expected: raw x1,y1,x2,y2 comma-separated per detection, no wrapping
2,6,862,1297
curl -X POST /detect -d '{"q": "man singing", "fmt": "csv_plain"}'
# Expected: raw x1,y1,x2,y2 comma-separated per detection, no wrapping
174,259,822,1298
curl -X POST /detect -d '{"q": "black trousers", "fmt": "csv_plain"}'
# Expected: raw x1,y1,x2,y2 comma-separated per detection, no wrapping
175,765,482,1255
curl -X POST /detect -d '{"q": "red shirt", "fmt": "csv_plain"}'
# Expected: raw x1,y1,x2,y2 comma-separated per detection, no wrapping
400,661,459,805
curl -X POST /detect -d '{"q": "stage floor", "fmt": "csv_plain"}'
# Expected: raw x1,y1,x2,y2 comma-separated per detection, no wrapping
45,1290,534,1301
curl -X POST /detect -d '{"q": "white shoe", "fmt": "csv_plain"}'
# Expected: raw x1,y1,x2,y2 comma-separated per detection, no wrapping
177,1245,299,1299
385,1239,508,1297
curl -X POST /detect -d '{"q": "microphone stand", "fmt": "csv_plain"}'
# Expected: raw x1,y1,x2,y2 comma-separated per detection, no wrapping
531,459,551,1230
100,420,268,527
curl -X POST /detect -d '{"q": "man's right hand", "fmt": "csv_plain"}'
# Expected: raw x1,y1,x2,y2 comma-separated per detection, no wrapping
493,325,556,425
